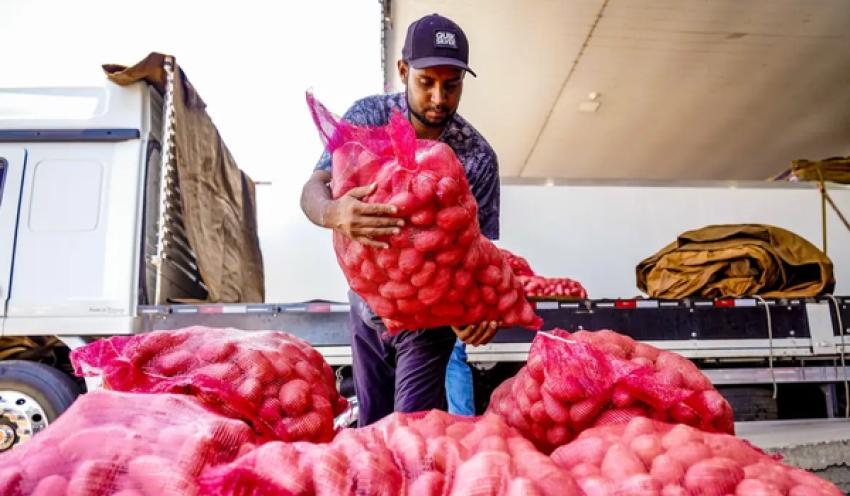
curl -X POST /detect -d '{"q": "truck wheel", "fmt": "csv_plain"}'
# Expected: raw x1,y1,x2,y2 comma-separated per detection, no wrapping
0,360,83,452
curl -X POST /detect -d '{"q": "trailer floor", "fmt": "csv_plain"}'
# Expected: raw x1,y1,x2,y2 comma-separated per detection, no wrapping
736,419,850,492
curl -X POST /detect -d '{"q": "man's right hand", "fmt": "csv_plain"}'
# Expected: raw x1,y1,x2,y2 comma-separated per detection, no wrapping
323,183,404,249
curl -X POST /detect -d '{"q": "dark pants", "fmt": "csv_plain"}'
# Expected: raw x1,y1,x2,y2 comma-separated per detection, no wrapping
349,312,457,427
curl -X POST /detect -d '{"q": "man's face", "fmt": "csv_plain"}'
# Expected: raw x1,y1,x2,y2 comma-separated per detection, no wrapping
399,62,465,128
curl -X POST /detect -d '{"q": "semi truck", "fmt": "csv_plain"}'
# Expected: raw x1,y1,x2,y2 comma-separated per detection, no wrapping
2,50,850,457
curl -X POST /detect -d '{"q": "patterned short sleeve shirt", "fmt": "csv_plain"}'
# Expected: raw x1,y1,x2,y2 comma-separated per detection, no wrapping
314,92,501,331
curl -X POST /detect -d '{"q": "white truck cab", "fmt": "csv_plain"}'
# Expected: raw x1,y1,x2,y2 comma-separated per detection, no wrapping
0,57,210,451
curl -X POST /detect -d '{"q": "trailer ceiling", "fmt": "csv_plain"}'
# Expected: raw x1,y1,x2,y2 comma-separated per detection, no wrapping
383,0,850,180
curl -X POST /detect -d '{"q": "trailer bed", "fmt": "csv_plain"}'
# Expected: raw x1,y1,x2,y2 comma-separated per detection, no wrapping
139,295,850,370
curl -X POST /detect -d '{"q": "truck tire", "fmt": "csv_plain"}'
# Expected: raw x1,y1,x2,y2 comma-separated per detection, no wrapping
0,360,83,451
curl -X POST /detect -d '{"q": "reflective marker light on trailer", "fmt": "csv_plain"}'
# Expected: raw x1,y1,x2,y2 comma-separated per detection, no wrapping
281,303,351,313
604,300,660,309
198,306,225,314
308,304,333,313
713,298,758,308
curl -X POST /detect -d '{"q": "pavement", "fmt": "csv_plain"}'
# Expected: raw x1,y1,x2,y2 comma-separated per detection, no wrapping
736,419,850,493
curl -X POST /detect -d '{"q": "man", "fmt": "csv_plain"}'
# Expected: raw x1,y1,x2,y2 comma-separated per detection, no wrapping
446,338,477,416
300,13,500,426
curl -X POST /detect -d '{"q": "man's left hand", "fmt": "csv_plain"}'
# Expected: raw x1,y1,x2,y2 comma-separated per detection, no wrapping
452,321,500,346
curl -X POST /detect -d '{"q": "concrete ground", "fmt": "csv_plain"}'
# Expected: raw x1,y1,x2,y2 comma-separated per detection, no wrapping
736,419,850,493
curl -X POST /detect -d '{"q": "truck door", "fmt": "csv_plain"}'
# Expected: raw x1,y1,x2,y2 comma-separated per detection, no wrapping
0,147,25,318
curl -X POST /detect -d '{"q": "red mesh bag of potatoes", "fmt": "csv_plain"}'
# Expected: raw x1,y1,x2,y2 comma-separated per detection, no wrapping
306,92,542,334
0,390,256,496
551,416,843,496
198,409,584,496
70,326,347,443
486,329,735,454
500,248,536,277
497,248,588,299
518,275,588,299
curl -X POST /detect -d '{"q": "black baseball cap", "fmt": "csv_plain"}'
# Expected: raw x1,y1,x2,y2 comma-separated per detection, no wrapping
402,13,477,77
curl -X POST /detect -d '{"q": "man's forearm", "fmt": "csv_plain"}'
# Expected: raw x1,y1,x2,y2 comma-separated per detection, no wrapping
300,177,334,229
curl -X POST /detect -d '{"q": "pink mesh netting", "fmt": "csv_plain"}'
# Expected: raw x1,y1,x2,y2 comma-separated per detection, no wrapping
500,248,536,277
305,92,542,334
518,275,588,299
197,410,584,496
70,327,347,443
0,390,256,496
486,329,736,454
551,416,843,496
499,248,588,298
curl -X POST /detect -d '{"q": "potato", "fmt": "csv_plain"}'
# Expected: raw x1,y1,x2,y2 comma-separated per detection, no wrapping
661,424,705,450
578,477,616,496
601,444,648,481
661,485,690,496
154,350,197,376
617,474,663,496
350,451,403,496
546,425,572,448
194,363,241,384
448,451,511,495
277,378,311,413
0,468,22,496
476,434,510,455
427,436,464,473
506,478,543,496
683,457,744,496
59,426,146,465
409,472,446,496
742,462,792,493
311,447,353,495
650,454,686,486
622,416,660,444
592,407,646,427
666,441,713,468
570,463,601,479
389,426,428,476
542,375,583,403
541,390,571,424
787,468,845,496
630,434,665,467
128,455,198,496
235,377,264,406
22,444,66,481
735,478,784,496
247,444,310,494
710,438,767,466
569,396,608,428
67,460,123,496
789,485,829,496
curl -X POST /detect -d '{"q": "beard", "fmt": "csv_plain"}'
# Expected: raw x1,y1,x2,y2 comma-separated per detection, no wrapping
406,89,455,128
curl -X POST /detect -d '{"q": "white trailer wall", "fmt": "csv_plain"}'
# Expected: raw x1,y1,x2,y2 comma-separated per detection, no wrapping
262,180,850,303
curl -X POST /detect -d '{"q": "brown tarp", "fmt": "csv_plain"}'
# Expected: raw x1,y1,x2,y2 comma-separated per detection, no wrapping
636,224,835,299
103,53,265,304
768,157,850,184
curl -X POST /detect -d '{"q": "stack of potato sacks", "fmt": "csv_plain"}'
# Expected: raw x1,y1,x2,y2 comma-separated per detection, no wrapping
0,91,842,496
0,323,841,495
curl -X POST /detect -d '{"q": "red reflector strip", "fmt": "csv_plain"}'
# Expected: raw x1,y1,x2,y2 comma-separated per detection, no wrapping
198,306,225,314
306,304,332,313
713,299,757,308
615,300,637,309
